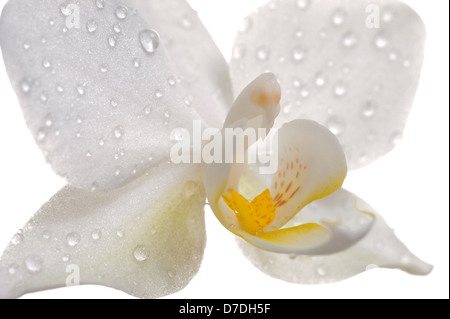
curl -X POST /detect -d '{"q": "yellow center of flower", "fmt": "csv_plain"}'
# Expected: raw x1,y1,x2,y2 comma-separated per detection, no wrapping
223,189,276,235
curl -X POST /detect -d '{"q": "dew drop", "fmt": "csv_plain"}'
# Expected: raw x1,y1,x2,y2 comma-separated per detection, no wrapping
42,59,52,69
113,23,122,33
114,126,124,139
66,232,81,247
180,16,193,29
133,245,148,262
115,6,128,20
232,45,246,60
155,90,164,99
403,60,412,68
168,76,176,86
76,85,86,96
92,229,102,241
291,46,307,63
116,230,124,238
238,17,252,33
315,73,326,87
44,114,53,127
108,35,117,48
100,64,108,73
331,8,347,26
326,117,345,136
256,46,270,61
60,4,73,16
95,0,105,9
375,33,389,49
42,231,51,240
316,264,328,277
334,81,348,97
142,105,152,115
388,51,399,61
99,139,105,147
61,255,71,263
296,0,310,10
133,58,141,68
342,32,358,48
25,255,43,273
11,233,24,245
20,79,31,94
390,131,403,146
8,264,19,275
362,100,377,118
110,98,119,108
87,20,98,33
23,42,31,50
86,151,92,158
294,29,303,38
139,29,160,54
56,84,64,93
37,129,46,142
40,92,49,103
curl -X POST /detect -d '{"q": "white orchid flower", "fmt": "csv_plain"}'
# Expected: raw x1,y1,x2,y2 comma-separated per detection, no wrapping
0,0,438,299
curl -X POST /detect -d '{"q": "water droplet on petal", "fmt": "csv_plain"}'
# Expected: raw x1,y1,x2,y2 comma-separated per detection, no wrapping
331,8,347,26
114,126,124,139
115,6,128,20
144,105,153,115
334,81,348,97
342,32,358,48
116,230,124,238
296,0,310,10
95,0,105,9
180,16,193,29
327,116,345,136
8,264,19,275
256,46,270,61
291,46,307,63
62,255,71,263
238,17,252,33
25,255,43,273
42,59,52,69
133,58,141,68
11,233,24,245
76,85,86,96
315,73,326,87
155,90,164,99
108,35,117,48
390,131,403,146
113,23,122,33
87,20,98,33
66,232,81,247
100,64,108,73
133,245,148,262
20,79,31,94
42,231,51,240
91,230,102,241
375,33,389,49
139,29,160,54
60,4,73,16
232,45,246,60
23,42,31,50
316,264,328,277
110,98,118,108
362,100,377,118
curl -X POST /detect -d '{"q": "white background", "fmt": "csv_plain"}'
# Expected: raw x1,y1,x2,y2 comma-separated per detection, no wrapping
0,0,448,299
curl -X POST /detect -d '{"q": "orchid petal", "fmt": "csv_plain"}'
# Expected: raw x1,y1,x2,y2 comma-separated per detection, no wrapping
0,0,202,191
229,0,426,170
203,73,281,231
0,163,206,299
128,0,233,128
224,120,372,255
237,188,432,284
